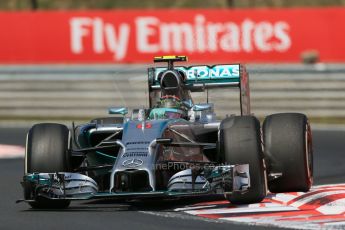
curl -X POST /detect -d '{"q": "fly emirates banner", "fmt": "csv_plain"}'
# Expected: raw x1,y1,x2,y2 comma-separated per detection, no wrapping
0,8,344,63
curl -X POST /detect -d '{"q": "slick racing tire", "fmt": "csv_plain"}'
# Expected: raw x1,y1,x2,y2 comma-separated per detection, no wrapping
263,113,313,193
25,123,71,209
219,116,266,204
90,117,123,125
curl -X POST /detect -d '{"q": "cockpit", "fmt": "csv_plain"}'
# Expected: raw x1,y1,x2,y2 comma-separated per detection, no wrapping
149,108,184,120
108,55,219,123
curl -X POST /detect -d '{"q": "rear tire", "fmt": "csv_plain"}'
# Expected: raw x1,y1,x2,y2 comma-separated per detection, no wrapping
25,123,71,209
219,116,266,204
263,113,313,193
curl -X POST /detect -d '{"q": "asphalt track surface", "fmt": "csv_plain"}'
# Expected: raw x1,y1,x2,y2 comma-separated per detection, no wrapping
0,128,344,230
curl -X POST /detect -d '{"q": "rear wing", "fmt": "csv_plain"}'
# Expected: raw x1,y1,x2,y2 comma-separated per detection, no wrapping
147,64,251,115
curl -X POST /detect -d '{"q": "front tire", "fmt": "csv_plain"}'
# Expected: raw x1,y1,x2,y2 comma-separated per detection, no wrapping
25,123,71,209
263,113,313,193
219,116,266,204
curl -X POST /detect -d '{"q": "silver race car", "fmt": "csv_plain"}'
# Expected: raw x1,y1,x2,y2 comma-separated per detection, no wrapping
19,56,313,209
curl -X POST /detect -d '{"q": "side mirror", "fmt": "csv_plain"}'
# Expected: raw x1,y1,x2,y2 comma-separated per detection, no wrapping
108,107,128,115
183,99,193,109
192,104,212,111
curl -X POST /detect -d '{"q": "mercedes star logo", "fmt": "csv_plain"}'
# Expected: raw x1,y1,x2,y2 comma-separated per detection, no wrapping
122,158,143,168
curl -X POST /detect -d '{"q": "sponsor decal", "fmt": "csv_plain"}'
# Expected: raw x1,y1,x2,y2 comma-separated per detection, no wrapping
70,17,130,61
125,141,150,146
136,123,152,129
70,15,290,61
122,158,144,168
0,8,345,63
122,152,148,158
154,65,240,81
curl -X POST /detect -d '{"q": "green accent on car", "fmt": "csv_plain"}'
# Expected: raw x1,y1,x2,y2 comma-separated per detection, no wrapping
108,107,128,115
95,151,117,159
149,108,184,119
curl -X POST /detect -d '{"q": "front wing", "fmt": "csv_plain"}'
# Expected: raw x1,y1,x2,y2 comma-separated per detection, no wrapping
19,164,250,203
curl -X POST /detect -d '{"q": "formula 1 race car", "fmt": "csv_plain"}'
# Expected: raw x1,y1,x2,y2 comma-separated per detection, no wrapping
19,56,313,209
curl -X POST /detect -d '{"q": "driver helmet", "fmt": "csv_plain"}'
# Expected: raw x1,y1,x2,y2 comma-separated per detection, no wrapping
159,95,181,109
149,108,184,119
149,95,185,119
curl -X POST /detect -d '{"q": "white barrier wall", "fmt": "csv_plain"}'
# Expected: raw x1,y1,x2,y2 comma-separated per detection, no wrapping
0,64,344,122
